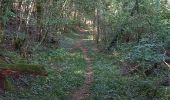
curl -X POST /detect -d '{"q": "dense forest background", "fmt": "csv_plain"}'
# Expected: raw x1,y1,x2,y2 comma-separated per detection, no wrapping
0,0,170,99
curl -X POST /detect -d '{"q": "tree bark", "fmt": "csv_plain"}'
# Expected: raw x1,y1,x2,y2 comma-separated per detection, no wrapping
131,0,139,16
95,8,100,44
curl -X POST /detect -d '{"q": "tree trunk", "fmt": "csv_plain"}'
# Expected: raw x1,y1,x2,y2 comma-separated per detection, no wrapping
131,0,139,16
95,8,100,44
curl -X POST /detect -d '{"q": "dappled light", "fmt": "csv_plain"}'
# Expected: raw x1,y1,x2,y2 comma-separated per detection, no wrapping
74,70,84,75
0,0,170,99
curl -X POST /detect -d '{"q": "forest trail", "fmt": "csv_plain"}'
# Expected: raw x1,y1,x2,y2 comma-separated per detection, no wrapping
71,40,94,100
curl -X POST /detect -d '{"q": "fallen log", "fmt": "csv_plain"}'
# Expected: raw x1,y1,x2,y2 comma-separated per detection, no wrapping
0,64,48,76
0,63,48,91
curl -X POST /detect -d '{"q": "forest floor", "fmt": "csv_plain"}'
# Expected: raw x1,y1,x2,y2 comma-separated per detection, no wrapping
1,31,169,99
1,33,132,100
63,33,122,100
71,40,94,100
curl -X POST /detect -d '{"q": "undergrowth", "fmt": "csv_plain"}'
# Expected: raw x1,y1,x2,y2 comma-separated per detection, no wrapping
87,49,170,100
2,48,86,99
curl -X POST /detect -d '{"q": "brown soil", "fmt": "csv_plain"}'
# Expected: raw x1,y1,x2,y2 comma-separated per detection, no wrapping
71,40,94,100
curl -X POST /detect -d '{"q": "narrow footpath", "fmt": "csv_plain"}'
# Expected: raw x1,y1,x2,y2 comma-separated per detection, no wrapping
71,40,94,100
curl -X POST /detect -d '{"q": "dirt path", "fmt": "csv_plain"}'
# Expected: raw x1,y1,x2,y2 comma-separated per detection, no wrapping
71,40,94,100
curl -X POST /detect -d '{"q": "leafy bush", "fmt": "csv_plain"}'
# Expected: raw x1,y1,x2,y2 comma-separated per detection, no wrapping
125,43,163,62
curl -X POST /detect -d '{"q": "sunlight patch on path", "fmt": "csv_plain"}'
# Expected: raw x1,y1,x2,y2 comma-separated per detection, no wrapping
71,40,94,100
